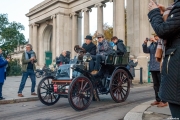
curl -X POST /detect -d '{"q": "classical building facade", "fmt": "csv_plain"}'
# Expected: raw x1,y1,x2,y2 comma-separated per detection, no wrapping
26,0,173,81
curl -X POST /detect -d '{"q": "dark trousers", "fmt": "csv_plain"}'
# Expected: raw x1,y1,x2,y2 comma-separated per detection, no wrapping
89,59,94,72
93,55,105,71
169,103,180,119
18,69,36,93
151,71,166,103
0,82,3,97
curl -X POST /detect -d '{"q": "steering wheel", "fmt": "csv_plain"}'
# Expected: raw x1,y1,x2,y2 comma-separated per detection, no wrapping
74,45,86,54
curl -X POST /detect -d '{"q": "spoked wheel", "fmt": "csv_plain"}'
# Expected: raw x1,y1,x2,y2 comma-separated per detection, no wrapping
35,71,42,78
110,69,130,103
68,76,93,111
37,76,60,106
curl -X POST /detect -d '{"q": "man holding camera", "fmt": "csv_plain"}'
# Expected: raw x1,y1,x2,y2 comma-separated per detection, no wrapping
142,33,167,107
18,44,37,97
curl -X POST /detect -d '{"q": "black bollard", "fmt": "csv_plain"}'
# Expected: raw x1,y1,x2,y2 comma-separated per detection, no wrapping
140,67,143,84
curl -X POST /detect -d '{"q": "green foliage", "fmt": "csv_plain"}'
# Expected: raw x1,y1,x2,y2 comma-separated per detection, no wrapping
6,59,22,76
0,14,27,57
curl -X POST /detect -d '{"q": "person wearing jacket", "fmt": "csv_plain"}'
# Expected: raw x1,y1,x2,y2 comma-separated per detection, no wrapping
142,35,167,107
18,44,37,97
128,55,138,77
91,34,113,75
82,35,96,72
0,48,9,100
111,36,127,55
58,50,70,64
148,0,180,118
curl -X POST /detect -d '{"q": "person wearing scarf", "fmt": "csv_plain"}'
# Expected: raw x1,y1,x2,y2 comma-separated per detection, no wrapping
148,0,180,118
0,48,9,100
17,44,37,97
91,34,113,75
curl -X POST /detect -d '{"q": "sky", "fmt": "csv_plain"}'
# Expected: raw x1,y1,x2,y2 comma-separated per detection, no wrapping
0,0,113,40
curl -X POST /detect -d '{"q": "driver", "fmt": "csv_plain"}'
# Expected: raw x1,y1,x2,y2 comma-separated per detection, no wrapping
91,34,113,75
81,35,96,72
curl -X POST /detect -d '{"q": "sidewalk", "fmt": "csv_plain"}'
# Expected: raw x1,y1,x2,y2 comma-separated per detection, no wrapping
0,76,41,104
124,100,172,120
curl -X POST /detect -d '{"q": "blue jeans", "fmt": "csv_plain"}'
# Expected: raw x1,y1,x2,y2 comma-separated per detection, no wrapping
18,69,36,93
93,55,105,71
0,82,3,97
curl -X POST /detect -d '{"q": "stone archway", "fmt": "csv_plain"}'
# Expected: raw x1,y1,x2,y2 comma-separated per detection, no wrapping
43,25,53,52
39,25,53,66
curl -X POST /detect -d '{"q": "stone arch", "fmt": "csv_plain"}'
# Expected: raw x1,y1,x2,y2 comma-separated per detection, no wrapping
43,25,53,52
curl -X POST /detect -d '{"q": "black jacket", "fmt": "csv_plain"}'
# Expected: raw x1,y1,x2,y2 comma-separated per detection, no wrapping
58,54,70,64
115,39,127,54
148,0,180,105
82,42,96,55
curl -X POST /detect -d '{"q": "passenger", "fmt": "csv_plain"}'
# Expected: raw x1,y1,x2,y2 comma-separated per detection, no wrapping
91,34,113,75
58,50,70,64
81,35,96,72
111,36,127,55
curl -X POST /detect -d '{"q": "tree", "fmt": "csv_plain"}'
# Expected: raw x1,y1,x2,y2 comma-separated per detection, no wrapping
0,14,27,57
92,23,113,45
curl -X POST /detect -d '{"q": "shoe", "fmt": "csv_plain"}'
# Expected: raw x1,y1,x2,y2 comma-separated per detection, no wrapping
0,96,5,100
91,70,98,75
18,93,24,97
157,102,168,107
31,92,37,95
151,101,160,105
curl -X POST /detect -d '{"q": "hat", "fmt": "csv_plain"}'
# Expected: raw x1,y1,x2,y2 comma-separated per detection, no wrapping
85,35,92,40
152,33,157,36
97,33,104,38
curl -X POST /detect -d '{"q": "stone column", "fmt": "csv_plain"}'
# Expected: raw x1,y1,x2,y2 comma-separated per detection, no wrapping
95,3,106,34
32,23,39,55
112,0,116,36
82,8,92,39
51,14,56,60
70,12,78,58
114,0,125,40
29,24,33,44
56,13,64,57
78,12,82,45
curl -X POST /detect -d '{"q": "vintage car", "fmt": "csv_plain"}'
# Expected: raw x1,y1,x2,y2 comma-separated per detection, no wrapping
37,46,133,111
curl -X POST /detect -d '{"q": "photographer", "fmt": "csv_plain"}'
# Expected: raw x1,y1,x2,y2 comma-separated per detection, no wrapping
142,34,167,107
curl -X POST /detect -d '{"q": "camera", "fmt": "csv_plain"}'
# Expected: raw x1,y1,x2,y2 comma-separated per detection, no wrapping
146,38,150,41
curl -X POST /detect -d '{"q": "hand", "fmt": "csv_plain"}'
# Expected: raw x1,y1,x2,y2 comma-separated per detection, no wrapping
6,58,10,62
144,39,148,44
158,4,166,14
30,57,34,61
149,0,158,11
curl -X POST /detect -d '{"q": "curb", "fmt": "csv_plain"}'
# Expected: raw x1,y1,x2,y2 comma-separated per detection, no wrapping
124,100,153,120
0,97,38,104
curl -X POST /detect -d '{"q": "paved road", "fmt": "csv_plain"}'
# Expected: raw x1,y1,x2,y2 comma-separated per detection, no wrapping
0,86,154,120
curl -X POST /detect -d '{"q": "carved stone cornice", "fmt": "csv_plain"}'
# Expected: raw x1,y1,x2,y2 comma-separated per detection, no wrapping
69,12,79,18
81,8,92,13
33,23,39,27
94,3,106,8
51,14,56,19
